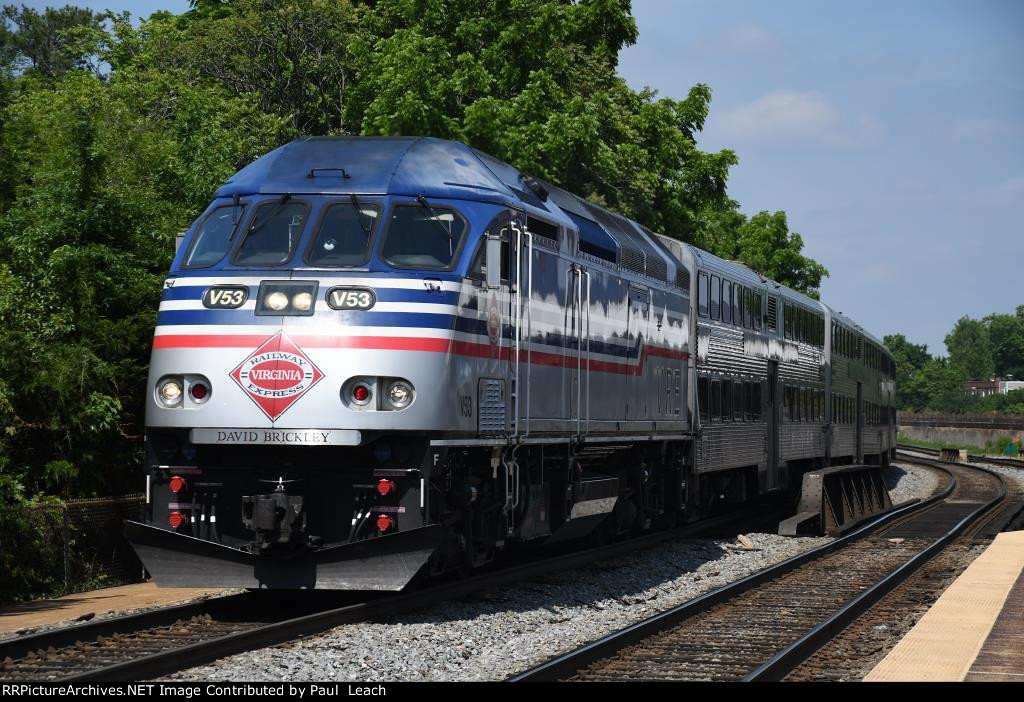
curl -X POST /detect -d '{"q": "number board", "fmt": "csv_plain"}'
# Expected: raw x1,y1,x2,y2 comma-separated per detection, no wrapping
326,287,376,311
203,285,249,309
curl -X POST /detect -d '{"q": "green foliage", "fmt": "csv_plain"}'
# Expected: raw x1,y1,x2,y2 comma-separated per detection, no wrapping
702,209,829,297
1,4,108,77
945,316,995,380
0,493,67,602
0,56,290,496
985,310,1024,379
886,309,1024,414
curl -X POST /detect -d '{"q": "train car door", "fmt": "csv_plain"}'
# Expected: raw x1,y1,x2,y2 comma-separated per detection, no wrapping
626,286,650,420
766,360,781,490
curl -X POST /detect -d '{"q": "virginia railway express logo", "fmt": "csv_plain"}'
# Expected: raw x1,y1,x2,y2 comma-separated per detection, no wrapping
230,332,324,420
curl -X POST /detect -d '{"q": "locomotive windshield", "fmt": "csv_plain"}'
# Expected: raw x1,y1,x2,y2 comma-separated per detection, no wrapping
182,204,244,268
380,204,467,271
305,202,379,267
233,201,309,266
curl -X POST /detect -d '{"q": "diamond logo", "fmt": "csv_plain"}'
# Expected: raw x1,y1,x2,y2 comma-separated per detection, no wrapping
230,331,324,421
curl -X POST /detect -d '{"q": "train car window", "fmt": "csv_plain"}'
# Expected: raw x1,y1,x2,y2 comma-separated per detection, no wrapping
233,201,309,265
381,204,468,271
722,281,732,324
722,379,733,421
698,376,710,423
752,382,762,421
305,202,379,267
711,379,722,421
698,272,709,318
783,386,791,422
710,275,721,320
753,292,763,331
183,204,245,268
468,212,514,282
744,382,753,421
743,288,753,329
733,381,744,421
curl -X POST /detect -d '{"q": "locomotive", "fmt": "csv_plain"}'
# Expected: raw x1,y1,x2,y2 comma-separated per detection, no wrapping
125,137,896,590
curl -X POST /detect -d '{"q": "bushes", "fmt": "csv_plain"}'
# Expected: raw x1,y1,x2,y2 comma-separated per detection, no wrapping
0,487,144,604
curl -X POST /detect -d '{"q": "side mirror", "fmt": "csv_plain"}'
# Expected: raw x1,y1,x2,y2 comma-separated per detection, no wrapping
485,233,501,289
175,231,186,253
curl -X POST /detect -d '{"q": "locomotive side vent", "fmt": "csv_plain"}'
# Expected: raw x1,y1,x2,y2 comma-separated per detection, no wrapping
646,256,668,282
478,378,507,434
621,245,646,276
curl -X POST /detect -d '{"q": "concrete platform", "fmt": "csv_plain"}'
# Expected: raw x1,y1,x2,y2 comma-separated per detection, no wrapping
0,582,228,635
865,530,1024,682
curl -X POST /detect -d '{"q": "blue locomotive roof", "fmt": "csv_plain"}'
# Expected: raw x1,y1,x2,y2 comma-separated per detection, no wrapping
215,136,523,205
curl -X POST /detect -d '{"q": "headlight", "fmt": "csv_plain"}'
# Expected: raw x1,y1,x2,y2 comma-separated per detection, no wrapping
292,291,313,311
386,381,414,408
158,379,183,406
266,291,289,311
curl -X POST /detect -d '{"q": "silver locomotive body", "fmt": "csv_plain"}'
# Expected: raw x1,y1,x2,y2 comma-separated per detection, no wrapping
128,136,894,590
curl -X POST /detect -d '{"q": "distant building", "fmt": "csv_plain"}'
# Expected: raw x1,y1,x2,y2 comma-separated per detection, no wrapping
964,377,1024,396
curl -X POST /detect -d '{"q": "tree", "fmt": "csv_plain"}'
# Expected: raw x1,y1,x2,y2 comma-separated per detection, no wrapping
945,316,995,381
114,0,366,134
884,333,932,411
984,311,1024,379
704,209,829,298
0,68,289,497
1,4,107,78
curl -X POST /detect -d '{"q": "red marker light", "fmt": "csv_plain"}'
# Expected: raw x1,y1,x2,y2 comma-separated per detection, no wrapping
190,383,209,400
169,475,186,493
376,514,393,532
377,479,395,496
353,385,370,403
169,511,186,529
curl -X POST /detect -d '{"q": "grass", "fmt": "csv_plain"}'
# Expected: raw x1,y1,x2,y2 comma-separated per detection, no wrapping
897,433,1020,456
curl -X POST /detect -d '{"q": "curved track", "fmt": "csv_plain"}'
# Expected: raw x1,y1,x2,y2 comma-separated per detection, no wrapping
510,454,1014,682
0,502,783,681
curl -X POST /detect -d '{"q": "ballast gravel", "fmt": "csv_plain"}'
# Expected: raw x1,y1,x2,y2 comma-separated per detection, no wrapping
170,460,948,682
172,531,832,682
884,460,942,504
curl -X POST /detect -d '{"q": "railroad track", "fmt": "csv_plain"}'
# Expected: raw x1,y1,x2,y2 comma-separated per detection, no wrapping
0,501,783,682
511,454,1015,682
898,443,1024,469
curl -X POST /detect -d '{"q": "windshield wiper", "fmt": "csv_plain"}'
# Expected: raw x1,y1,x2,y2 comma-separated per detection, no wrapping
416,195,454,256
350,194,372,242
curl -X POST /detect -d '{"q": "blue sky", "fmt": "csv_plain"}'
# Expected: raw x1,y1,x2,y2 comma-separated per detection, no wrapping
617,1,1023,355
17,1,1024,354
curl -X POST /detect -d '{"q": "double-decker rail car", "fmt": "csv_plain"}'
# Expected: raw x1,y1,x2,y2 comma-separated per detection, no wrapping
125,136,894,590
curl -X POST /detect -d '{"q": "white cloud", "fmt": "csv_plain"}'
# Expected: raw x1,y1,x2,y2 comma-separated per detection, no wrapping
718,89,883,147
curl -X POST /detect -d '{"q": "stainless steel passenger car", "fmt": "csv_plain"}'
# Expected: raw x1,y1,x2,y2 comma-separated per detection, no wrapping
126,137,895,589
